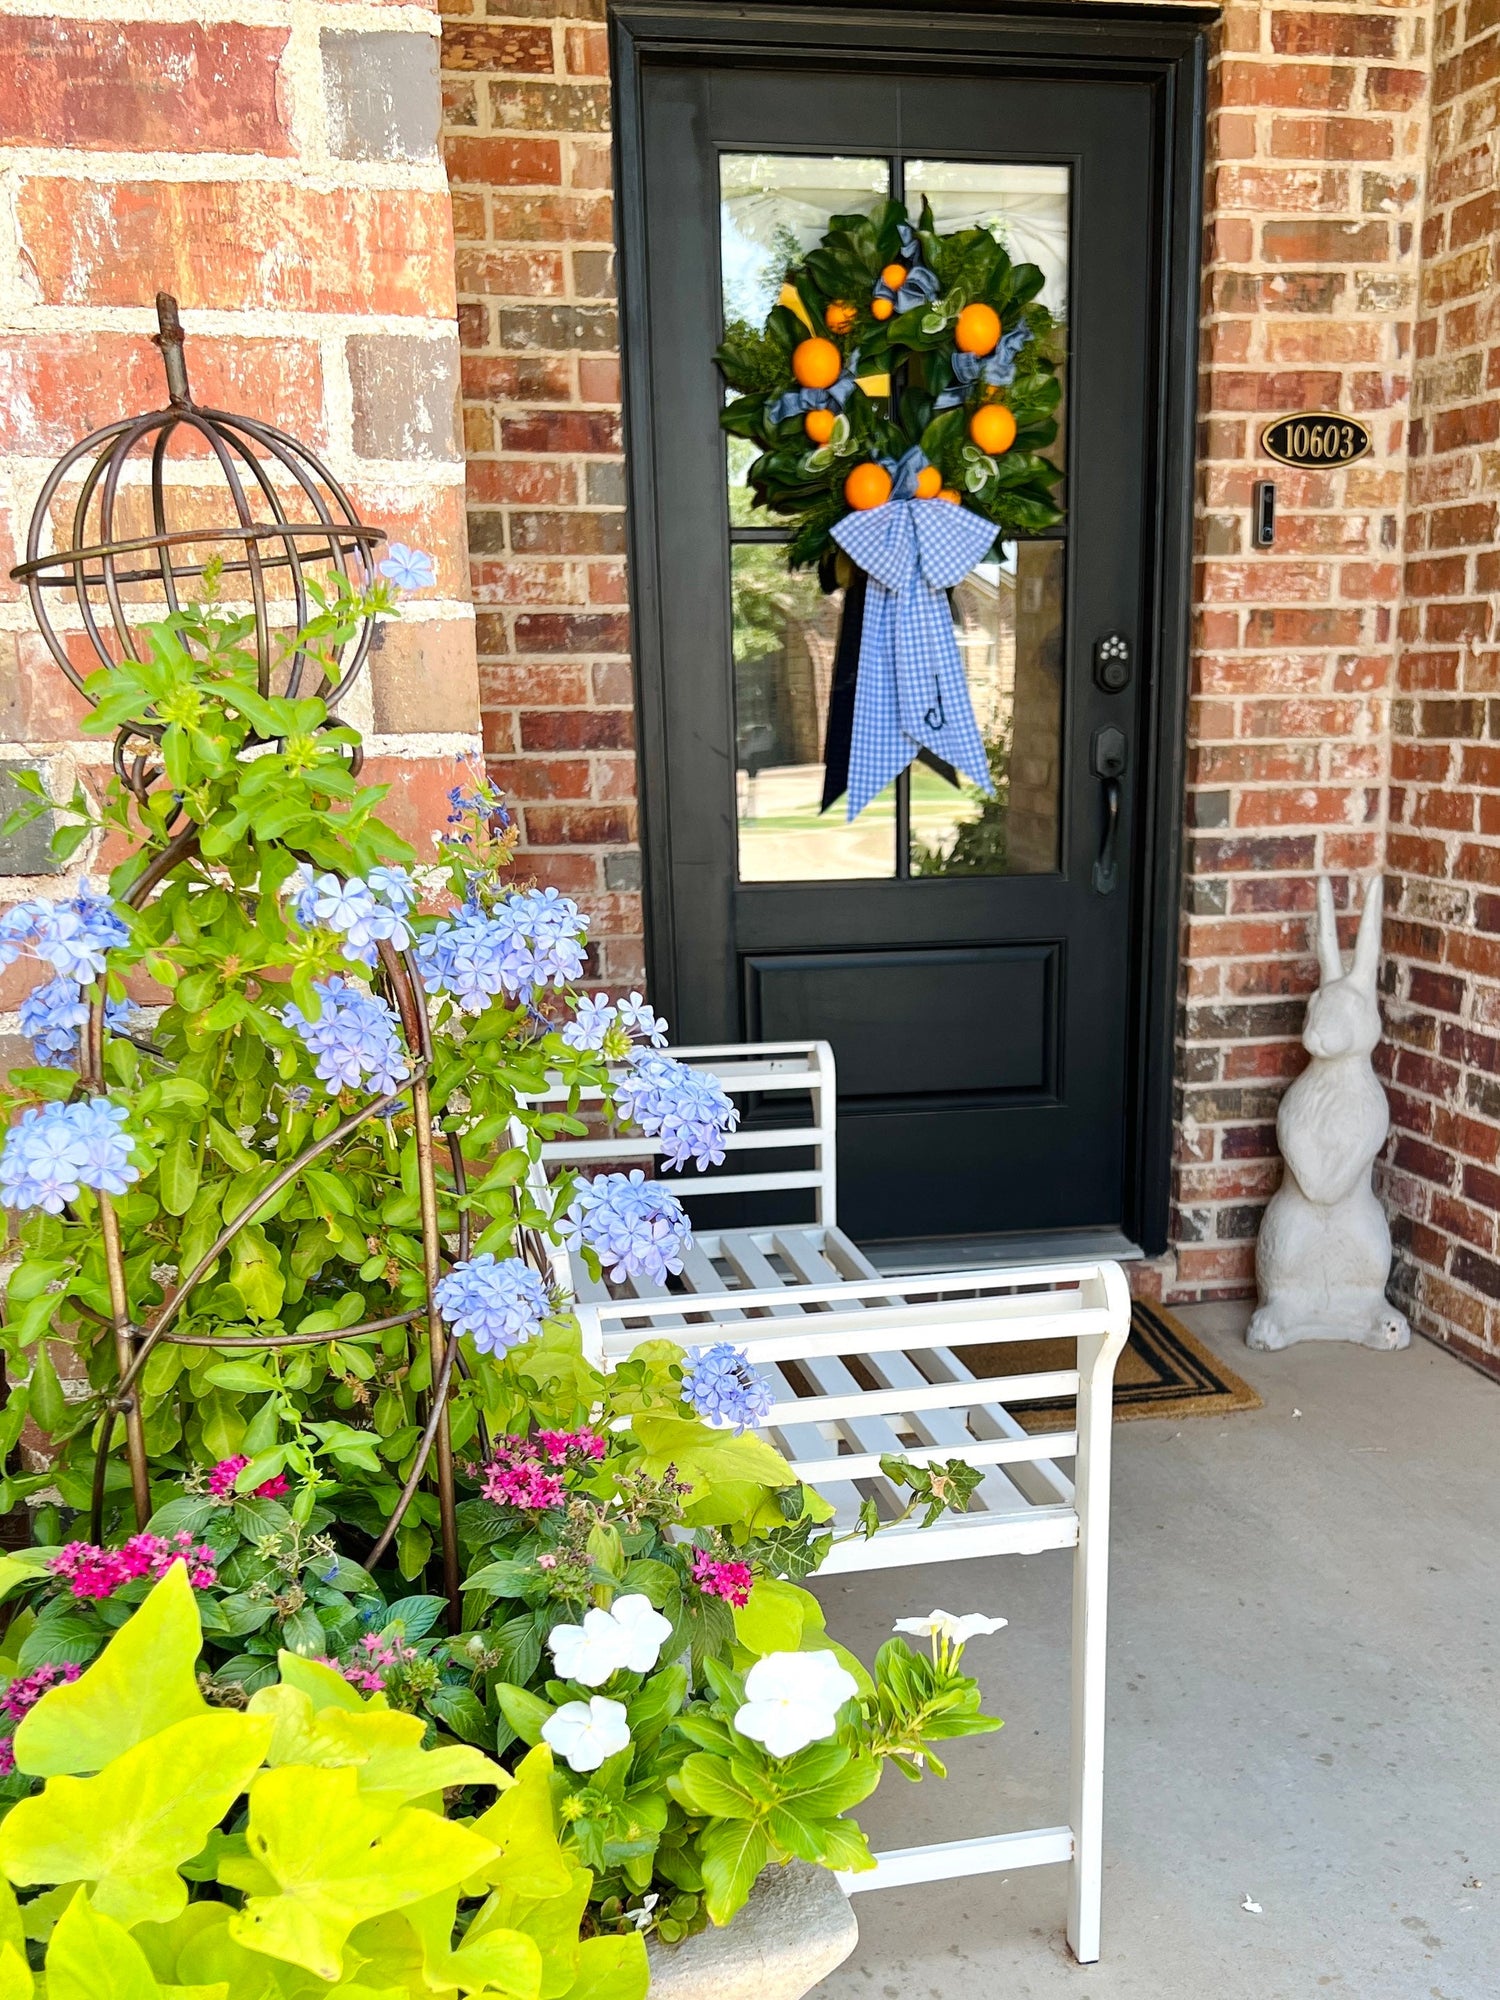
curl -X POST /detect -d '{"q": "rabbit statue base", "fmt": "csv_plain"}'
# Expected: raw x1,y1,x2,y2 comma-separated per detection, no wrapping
1246,873,1411,1354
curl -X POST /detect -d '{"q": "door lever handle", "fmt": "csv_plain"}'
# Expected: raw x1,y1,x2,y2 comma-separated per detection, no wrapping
1090,725,1127,896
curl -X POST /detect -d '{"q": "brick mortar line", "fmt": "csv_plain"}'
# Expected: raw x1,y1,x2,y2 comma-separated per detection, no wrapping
0,307,462,338
0,0,440,29
0,152,452,194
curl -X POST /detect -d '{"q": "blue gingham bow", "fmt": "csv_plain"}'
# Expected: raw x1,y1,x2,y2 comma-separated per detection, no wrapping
934,324,1034,409
766,348,863,426
873,223,941,316
830,496,999,819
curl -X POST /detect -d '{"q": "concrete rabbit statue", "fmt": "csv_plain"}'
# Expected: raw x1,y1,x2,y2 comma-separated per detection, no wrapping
1247,874,1410,1352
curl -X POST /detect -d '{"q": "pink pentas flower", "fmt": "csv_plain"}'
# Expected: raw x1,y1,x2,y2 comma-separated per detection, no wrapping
534,1427,607,1466
0,1660,81,1723
48,1533,217,1601
208,1455,289,1501
481,1437,567,1511
690,1549,755,1608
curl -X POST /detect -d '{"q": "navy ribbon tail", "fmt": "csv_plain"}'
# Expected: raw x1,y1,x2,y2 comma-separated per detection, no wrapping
819,568,867,813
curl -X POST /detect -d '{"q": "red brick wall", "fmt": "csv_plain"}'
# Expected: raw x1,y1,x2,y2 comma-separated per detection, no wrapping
0,2,478,1029
441,0,642,992
1383,0,1500,1374
1175,0,1431,1298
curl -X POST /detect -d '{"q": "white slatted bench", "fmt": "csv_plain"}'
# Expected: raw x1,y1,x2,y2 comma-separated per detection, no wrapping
529,1040,1131,1963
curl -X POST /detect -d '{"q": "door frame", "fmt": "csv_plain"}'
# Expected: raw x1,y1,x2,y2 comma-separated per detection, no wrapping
611,0,1211,1256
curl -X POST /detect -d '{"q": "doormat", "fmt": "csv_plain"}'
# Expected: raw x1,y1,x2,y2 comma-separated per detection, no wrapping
966,1299,1263,1428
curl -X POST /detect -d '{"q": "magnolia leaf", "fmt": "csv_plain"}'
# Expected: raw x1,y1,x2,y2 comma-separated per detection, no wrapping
13,1565,208,1776
560,1933,650,2000
0,1712,272,1929
227,1763,498,1981
469,1745,571,1899
42,1890,163,2000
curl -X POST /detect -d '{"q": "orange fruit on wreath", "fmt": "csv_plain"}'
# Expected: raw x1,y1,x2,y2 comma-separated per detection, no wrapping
804,407,837,445
969,403,1018,455
825,301,857,335
955,302,1002,356
938,487,963,504
844,461,893,511
870,296,894,321
791,337,843,390
880,262,908,290
913,465,943,499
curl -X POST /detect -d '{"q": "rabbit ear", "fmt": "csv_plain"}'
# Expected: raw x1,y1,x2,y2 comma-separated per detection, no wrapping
1352,873,1383,993
1314,876,1343,986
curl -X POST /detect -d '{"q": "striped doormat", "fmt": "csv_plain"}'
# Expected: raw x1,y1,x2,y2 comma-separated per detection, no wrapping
967,1298,1263,1428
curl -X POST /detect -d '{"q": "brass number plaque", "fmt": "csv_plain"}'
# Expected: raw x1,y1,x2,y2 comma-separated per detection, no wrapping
1260,412,1371,468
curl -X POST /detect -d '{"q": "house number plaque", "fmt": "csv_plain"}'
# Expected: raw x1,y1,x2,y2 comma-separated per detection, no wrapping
1260,411,1371,469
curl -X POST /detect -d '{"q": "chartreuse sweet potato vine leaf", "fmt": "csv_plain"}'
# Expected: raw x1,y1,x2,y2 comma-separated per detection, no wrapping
470,1746,574,1901
13,1562,208,1777
0,1875,29,2000
0,1710,273,1928
37,1890,171,2000
226,1762,500,1981
247,1672,505,1807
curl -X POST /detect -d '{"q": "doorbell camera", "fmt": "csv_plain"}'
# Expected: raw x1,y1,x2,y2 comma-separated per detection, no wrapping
1253,480,1276,548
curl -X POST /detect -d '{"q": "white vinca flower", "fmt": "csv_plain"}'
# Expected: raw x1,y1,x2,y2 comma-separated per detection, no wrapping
734,1650,858,1760
548,1607,628,1687
609,1593,673,1673
546,1593,674,1685
542,1696,631,1773
893,1610,1008,1647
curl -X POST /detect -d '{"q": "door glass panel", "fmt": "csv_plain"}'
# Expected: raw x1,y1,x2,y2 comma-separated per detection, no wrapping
909,541,1065,876
720,154,890,526
732,546,897,881
903,160,1071,316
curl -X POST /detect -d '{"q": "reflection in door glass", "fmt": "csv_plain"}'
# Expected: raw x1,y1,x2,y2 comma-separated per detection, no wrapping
904,160,1071,316
731,545,896,881
909,542,1065,877
719,155,889,526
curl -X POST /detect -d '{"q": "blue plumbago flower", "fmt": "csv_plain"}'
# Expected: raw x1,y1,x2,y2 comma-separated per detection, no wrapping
680,1341,776,1434
19,977,91,1066
288,869,414,969
64,1098,139,1197
281,976,411,1096
378,543,437,592
614,1052,739,1172
103,996,139,1036
434,1252,550,1355
565,1169,692,1286
0,881,128,984
418,889,587,1012
614,992,669,1049
0,1097,139,1213
561,992,620,1052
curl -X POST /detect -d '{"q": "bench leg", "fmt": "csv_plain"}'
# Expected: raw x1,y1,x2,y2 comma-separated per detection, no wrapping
1066,1318,1127,1963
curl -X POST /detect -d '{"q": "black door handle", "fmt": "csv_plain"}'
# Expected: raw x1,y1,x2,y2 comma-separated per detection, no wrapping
1090,726,1127,896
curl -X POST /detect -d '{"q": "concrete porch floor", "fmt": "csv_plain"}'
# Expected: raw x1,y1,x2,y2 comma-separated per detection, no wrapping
809,1301,1500,2000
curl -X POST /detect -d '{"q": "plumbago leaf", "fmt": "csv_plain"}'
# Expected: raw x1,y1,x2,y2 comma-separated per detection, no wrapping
226,1762,499,1981
13,1563,207,1777
0,1710,273,1929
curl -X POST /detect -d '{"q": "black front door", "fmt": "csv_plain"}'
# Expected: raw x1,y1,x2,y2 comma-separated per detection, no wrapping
619,26,1197,1249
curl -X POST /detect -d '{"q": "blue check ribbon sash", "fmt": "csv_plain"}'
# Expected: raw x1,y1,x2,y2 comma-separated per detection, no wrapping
830,500,1000,819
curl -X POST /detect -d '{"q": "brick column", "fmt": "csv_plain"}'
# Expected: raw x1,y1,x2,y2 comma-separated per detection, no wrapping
441,0,642,991
0,2,478,1057
1383,0,1500,1372
1171,0,1431,1299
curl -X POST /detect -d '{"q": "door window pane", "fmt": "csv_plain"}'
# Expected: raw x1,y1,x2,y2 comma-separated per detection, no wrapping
720,154,890,526
903,160,1071,316
909,541,1065,876
732,546,896,881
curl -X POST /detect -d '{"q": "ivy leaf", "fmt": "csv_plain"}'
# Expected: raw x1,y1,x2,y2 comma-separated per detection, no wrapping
14,1565,208,1777
227,1763,498,1980
0,1711,272,1928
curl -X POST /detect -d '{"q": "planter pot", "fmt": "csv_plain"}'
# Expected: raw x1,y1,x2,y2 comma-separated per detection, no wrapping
645,1862,858,2000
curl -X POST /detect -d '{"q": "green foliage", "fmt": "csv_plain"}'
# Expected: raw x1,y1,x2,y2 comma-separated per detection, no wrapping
0,1571,648,1998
